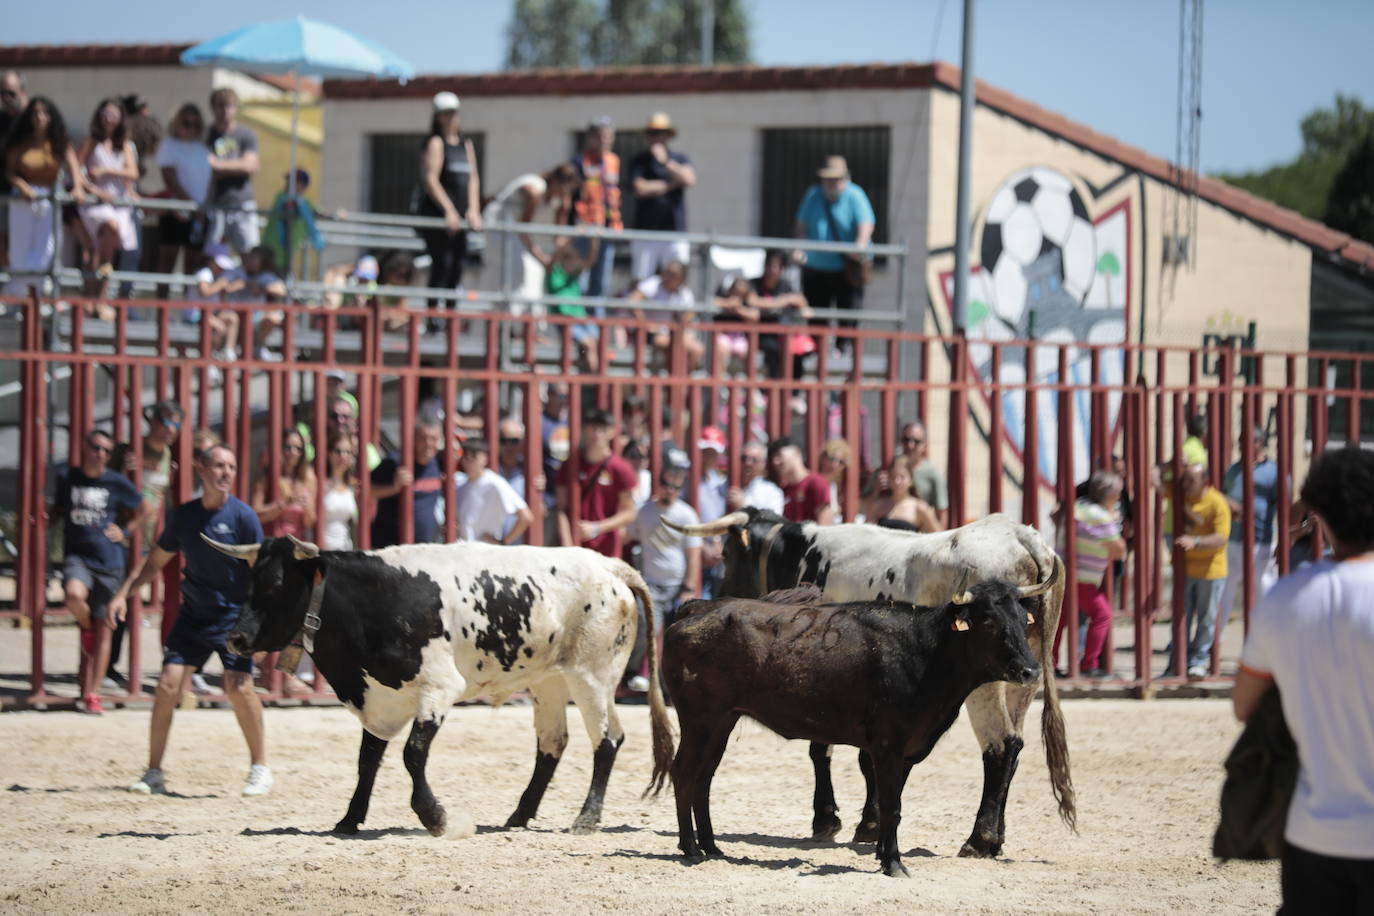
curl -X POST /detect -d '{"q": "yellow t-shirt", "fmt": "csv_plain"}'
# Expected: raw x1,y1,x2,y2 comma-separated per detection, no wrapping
1182,486,1230,580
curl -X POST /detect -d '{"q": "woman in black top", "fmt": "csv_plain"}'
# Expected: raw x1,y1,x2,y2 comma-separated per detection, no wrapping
418,91,481,311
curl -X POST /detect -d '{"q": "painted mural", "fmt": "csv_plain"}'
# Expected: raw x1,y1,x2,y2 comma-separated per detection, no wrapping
930,166,1140,493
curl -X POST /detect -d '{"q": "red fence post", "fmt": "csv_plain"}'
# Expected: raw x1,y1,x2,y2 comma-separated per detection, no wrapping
1022,342,1040,528
988,344,1004,515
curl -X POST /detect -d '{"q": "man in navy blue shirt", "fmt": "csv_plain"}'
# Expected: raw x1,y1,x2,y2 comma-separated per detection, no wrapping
1218,426,1283,640
109,444,272,797
53,429,144,715
370,419,445,547
629,111,696,281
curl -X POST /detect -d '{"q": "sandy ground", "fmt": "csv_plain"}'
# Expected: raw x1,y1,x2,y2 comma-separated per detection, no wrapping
0,698,1275,914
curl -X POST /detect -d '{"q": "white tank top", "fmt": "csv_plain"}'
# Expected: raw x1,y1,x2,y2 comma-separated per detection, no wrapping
321,485,357,551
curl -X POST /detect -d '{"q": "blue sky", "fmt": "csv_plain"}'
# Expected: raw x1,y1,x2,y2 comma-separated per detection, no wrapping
6,0,1371,173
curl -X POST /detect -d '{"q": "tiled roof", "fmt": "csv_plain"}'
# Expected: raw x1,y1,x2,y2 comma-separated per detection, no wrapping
325,59,1374,274
0,42,191,67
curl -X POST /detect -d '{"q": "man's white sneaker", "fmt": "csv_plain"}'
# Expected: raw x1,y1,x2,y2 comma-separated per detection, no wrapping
627,675,650,693
190,673,211,694
128,768,166,795
242,764,274,797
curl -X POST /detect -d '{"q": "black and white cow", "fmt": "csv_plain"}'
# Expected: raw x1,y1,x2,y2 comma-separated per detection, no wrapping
663,508,1074,857
206,534,674,838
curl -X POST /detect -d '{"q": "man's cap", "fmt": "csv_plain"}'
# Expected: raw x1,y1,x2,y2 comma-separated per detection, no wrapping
645,111,676,136
664,446,691,471
589,115,614,130
324,368,347,382
432,91,460,112
353,255,379,281
697,426,726,452
205,243,235,270
818,155,849,179
285,167,311,186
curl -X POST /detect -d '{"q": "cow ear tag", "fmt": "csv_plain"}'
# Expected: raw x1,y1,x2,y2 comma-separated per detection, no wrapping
952,617,970,632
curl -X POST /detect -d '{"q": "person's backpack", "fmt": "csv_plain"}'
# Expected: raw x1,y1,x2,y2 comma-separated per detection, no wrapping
1213,687,1297,860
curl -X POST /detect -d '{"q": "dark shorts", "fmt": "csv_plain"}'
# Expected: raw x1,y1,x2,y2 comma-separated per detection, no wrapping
163,609,253,674
157,213,203,248
1280,841,1374,914
62,555,123,621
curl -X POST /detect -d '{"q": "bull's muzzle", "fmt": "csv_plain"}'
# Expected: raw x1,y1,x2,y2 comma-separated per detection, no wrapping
1008,662,1042,686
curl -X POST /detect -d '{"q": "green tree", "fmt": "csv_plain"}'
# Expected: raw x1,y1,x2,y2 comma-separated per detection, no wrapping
1217,94,1374,226
1323,134,1374,244
505,0,752,70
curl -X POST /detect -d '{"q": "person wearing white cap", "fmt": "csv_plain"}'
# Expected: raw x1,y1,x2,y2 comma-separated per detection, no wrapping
628,111,695,280
191,243,242,369
417,91,481,312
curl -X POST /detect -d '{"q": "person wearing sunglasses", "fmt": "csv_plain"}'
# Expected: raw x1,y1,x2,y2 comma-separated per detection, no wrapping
52,429,146,714
900,420,949,528
250,427,317,540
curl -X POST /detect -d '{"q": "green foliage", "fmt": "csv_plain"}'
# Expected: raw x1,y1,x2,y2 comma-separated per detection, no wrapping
1095,251,1121,276
1323,134,1374,244
1215,94,1374,237
505,0,752,69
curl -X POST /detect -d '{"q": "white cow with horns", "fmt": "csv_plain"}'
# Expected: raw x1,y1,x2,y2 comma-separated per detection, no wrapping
662,507,1075,857
205,534,674,838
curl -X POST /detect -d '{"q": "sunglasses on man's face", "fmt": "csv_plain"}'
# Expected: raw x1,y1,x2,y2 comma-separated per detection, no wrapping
88,442,113,454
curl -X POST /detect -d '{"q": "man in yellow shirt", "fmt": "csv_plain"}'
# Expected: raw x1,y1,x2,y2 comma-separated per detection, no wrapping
1166,464,1231,679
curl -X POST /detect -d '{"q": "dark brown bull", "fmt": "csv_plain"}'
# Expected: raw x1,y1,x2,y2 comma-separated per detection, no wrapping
647,577,1047,877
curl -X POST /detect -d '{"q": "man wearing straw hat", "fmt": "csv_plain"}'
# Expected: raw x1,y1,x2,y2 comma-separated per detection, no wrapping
628,111,696,281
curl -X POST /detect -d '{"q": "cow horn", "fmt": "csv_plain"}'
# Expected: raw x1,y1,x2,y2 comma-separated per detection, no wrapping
659,510,751,537
199,533,260,565
949,566,974,605
1018,561,1061,598
287,534,321,560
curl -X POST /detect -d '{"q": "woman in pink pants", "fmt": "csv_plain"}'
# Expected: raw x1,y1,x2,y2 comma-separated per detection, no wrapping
1056,470,1127,677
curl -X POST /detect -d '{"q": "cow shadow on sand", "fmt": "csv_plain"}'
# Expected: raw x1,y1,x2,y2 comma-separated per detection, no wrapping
598,833,939,875
240,825,433,840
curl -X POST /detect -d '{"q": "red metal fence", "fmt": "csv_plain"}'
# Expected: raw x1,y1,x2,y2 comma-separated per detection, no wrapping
4,292,1369,706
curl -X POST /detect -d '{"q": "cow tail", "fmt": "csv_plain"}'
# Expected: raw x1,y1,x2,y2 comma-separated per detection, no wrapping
1039,553,1077,832
616,565,675,798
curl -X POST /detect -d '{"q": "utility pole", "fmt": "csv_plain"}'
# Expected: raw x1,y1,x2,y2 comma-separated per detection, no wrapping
701,0,715,66
952,0,976,335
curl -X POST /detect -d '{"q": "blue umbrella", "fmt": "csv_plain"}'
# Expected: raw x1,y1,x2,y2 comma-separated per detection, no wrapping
182,16,414,273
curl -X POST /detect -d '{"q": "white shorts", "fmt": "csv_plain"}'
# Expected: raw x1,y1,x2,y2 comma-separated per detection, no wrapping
206,206,260,255
630,238,691,281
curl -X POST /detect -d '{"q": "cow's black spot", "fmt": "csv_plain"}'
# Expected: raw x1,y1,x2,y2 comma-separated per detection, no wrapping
868,577,874,588
443,629,451,641
802,546,830,591
583,603,591,614
477,660,484,671
461,626,468,638
523,647,534,658
548,633,555,643
885,569,896,584
472,570,535,672
550,567,556,576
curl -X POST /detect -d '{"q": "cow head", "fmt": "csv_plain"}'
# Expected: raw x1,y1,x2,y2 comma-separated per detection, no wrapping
661,507,803,598
201,534,322,656
945,575,1050,687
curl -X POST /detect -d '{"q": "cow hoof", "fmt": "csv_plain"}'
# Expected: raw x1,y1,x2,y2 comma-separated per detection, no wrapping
332,820,360,835
681,851,706,865
881,859,911,878
810,820,842,843
850,822,880,844
443,812,477,840
700,841,723,857
957,838,1002,858
568,818,599,836
503,812,532,830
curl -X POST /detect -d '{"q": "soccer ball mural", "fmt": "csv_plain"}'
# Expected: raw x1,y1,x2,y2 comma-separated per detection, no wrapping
939,165,1132,500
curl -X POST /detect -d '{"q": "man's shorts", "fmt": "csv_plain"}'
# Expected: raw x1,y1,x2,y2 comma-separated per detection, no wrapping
62,555,123,621
163,609,253,674
205,206,260,255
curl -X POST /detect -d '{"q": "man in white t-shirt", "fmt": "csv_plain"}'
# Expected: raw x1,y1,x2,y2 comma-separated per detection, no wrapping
627,260,703,370
623,454,701,692
726,440,785,516
1234,446,1374,910
455,439,532,545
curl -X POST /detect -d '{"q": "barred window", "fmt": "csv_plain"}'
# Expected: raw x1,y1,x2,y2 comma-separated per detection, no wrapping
759,126,890,244
368,132,486,215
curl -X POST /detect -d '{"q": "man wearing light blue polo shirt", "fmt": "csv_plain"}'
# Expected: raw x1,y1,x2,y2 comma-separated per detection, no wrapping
793,155,875,348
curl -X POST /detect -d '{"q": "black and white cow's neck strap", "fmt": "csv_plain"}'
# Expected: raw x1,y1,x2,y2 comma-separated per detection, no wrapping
277,570,326,675
300,569,326,652
757,523,784,595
